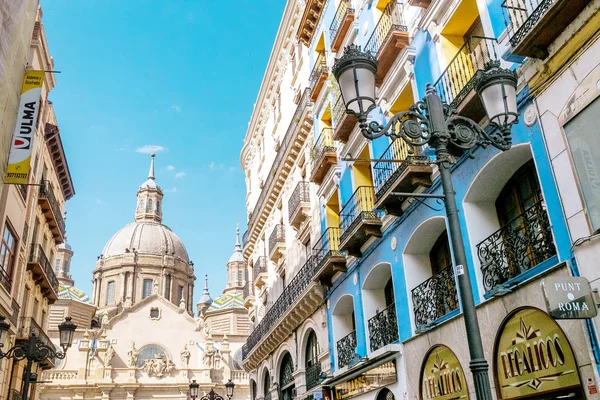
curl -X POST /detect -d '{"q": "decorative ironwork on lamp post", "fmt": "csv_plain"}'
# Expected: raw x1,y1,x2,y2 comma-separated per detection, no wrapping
190,379,235,400
332,44,518,400
0,315,77,400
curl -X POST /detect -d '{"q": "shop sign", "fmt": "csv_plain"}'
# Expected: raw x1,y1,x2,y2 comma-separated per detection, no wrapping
542,276,597,319
313,387,332,400
334,360,396,400
496,308,581,399
420,345,469,400
5,70,44,185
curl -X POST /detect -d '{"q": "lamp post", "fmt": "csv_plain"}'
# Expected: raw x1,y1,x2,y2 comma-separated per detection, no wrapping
0,315,77,400
333,44,518,400
190,379,235,400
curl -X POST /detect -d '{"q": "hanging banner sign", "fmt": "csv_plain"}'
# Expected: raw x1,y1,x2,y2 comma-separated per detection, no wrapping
496,308,582,399
334,360,397,400
420,345,469,399
5,70,45,184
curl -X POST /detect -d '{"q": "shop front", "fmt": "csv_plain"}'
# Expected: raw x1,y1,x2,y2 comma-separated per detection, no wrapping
493,307,584,399
420,345,469,399
328,358,399,400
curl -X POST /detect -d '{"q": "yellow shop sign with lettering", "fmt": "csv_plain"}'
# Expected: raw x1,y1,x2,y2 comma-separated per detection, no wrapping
495,308,581,399
420,345,469,400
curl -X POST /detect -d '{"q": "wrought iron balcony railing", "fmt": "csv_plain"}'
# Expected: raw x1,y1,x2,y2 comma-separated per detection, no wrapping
329,0,355,51
477,201,556,293
313,227,343,268
433,36,499,109
253,256,268,283
340,186,379,243
374,139,430,200
28,243,59,295
368,304,399,352
11,390,22,400
268,225,285,254
312,127,335,167
247,88,311,248
243,281,254,300
38,180,66,240
242,230,249,249
411,265,459,328
333,95,345,128
18,184,28,200
20,316,53,348
243,257,317,359
337,330,357,369
364,1,406,55
0,268,12,293
288,181,311,220
309,54,327,92
306,362,322,390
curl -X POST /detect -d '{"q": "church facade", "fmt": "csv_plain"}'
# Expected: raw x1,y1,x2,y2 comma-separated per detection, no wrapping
38,156,250,400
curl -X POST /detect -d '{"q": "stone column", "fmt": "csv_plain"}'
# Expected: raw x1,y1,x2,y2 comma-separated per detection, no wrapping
78,331,91,380
120,272,126,302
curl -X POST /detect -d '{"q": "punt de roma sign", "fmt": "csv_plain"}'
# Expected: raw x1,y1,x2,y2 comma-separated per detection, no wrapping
420,345,469,399
541,276,597,319
495,308,581,399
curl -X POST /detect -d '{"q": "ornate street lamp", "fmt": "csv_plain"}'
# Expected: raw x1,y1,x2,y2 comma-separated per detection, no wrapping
333,44,518,400
189,380,235,400
0,316,77,400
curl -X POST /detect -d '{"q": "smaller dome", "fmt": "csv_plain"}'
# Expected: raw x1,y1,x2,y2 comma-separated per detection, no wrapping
58,284,93,305
198,274,213,306
139,178,162,193
227,226,245,263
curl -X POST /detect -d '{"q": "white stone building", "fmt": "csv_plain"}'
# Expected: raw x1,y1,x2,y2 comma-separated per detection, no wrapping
38,156,251,400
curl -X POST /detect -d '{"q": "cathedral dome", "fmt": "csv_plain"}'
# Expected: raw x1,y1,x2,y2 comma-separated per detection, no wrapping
102,221,189,262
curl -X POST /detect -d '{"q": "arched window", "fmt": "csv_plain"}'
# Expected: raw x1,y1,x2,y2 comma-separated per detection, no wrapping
251,380,257,400
106,281,115,305
147,199,153,213
305,330,320,390
429,231,452,275
142,279,153,299
156,201,160,213
263,370,271,398
376,388,395,400
384,277,394,308
496,160,542,227
279,352,295,400
137,344,168,367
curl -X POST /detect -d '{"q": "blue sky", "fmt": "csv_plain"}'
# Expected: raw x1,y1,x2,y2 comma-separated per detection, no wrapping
42,1,285,305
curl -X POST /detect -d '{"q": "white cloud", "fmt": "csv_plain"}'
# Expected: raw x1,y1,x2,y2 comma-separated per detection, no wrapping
175,172,186,178
208,161,216,169
136,145,167,154
167,165,176,171
228,166,236,172
164,187,178,193
169,105,181,113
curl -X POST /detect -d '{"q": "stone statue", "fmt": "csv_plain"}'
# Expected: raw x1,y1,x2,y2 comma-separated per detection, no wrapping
203,345,214,368
101,312,109,327
104,344,115,368
127,342,139,367
180,345,190,368
141,354,177,378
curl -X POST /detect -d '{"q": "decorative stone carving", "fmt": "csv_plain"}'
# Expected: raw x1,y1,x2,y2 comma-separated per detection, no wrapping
127,342,139,367
141,354,176,378
104,344,115,368
180,345,190,368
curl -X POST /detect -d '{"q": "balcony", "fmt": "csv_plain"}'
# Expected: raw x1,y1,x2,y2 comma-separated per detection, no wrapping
242,257,323,370
288,181,311,229
27,244,59,303
244,89,313,260
339,187,382,257
309,54,328,102
268,225,286,263
0,268,12,293
242,230,249,250
433,36,500,122
411,265,459,330
374,140,433,216
298,0,327,46
368,304,399,352
243,281,255,310
310,128,337,185
329,0,355,52
18,316,55,369
253,256,268,289
477,201,556,294
312,227,346,285
332,95,356,144
337,330,357,369
365,1,409,86
502,0,589,59
306,362,322,390
38,180,65,244
407,0,431,7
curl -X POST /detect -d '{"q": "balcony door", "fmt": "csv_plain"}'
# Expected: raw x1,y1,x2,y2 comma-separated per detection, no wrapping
279,352,295,400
